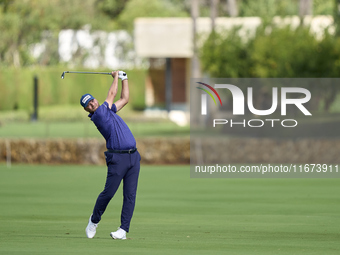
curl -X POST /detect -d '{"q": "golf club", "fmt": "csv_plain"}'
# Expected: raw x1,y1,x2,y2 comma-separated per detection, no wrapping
61,71,112,79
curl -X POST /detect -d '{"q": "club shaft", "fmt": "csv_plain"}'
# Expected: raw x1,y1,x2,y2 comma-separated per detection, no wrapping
65,71,111,75
61,71,112,79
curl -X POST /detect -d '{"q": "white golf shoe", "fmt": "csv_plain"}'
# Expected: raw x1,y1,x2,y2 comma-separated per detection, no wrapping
85,215,98,238
110,227,127,240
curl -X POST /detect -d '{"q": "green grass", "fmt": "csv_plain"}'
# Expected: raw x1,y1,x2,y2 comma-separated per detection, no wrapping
0,164,340,254
0,120,189,138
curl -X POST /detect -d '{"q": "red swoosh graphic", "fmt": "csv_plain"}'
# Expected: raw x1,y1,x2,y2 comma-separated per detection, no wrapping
197,82,222,106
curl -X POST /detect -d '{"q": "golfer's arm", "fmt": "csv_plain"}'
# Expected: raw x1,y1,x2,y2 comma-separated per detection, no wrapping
114,80,129,112
105,75,119,109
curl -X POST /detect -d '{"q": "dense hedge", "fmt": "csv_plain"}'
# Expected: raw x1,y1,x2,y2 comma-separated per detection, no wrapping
201,25,340,78
0,67,146,111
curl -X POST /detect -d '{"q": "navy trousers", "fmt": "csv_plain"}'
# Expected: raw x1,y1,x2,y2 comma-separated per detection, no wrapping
91,150,141,232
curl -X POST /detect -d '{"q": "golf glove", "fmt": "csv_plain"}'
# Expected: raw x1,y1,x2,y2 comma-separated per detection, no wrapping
118,71,128,81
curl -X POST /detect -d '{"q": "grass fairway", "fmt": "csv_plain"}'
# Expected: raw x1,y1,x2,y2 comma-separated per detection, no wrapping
0,164,339,255
0,121,189,138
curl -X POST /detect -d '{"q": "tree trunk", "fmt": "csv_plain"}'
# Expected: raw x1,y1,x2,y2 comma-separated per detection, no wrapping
210,0,219,31
334,0,340,36
191,0,200,78
191,0,201,127
226,0,238,17
299,0,313,17
13,49,21,67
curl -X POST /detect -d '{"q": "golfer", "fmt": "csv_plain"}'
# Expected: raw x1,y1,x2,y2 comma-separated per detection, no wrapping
80,71,141,240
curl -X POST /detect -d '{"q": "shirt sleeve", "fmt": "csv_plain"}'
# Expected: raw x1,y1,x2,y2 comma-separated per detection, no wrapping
111,103,117,113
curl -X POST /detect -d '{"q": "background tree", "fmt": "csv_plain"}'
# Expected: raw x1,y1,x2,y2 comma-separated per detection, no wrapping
200,25,340,111
239,0,297,18
313,0,333,15
0,0,14,12
334,0,340,36
115,0,188,32
0,0,112,67
95,0,129,18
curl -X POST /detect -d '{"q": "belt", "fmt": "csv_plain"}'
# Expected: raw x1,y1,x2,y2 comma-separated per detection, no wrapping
107,148,137,154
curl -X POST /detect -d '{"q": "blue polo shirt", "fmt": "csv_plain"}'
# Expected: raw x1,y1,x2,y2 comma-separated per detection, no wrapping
89,101,136,150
